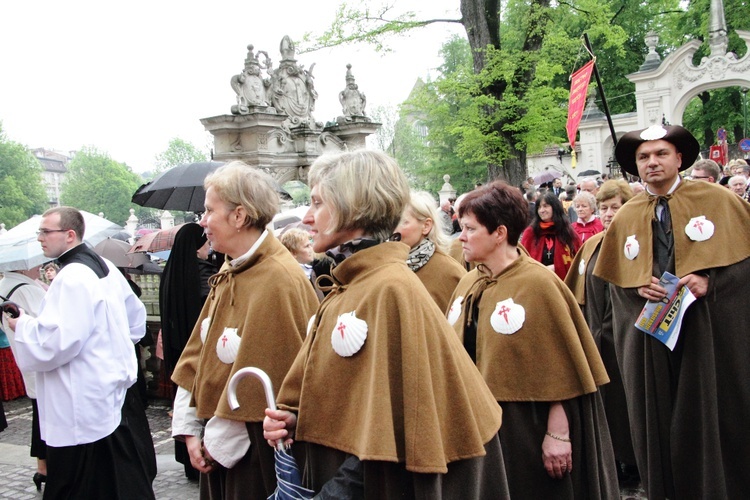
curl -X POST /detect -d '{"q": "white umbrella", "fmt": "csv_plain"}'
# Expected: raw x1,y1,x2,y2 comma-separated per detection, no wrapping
0,210,124,272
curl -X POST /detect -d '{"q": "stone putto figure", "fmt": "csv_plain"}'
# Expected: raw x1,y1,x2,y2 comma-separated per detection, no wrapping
268,35,319,130
339,64,367,119
230,45,271,115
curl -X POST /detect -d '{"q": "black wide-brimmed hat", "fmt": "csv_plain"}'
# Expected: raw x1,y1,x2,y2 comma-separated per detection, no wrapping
615,125,700,177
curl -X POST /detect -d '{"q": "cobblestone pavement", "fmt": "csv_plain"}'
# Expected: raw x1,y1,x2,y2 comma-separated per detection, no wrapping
0,396,198,499
1,396,646,499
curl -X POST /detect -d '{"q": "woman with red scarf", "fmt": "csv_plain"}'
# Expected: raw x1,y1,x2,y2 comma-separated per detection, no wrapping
521,191,580,280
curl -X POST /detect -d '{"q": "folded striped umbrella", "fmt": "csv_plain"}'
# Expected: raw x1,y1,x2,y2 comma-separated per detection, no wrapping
227,367,314,500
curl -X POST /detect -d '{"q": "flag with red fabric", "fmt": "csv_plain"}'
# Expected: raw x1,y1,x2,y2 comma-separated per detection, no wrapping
566,60,596,148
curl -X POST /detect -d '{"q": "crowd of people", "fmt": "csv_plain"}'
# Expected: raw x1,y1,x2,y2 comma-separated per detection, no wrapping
1,123,749,499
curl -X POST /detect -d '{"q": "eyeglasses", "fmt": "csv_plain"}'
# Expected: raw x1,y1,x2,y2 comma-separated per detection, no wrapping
36,228,70,237
691,175,712,180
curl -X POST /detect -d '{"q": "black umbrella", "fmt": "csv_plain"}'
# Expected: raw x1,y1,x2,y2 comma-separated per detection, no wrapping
132,161,292,212
577,169,601,177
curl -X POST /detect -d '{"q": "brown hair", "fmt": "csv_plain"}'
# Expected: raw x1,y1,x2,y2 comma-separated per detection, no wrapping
42,206,85,241
458,180,529,246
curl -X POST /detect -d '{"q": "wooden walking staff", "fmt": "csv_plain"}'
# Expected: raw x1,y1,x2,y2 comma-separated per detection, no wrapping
582,33,627,179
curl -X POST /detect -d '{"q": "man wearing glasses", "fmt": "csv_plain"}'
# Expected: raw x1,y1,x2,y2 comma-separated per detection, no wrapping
689,159,721,183
6,207,156,498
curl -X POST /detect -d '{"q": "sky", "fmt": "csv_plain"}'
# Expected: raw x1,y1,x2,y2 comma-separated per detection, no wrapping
0,0,464,174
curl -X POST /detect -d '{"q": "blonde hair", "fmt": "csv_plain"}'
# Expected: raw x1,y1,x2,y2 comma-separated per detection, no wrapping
405,191,451,253
596,179,634,205
203,161,279,230
308,150,410,242
280,228,311,255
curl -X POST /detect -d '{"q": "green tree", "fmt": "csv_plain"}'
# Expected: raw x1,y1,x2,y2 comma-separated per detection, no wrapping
0,123,48,227
301,0,627,185
302,0,748,183
152,138,208,176
395,37,486,193
60,146,142,225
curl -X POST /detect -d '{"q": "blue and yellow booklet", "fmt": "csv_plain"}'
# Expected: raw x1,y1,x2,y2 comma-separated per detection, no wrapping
634,272,696,351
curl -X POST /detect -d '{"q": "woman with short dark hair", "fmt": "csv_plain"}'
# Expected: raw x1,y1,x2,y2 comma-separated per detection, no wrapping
449,180,618,499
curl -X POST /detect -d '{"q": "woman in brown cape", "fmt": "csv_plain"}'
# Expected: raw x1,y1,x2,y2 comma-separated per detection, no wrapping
396,190,466,312
449,180,618,499
263,150,508,498
171,162,319,500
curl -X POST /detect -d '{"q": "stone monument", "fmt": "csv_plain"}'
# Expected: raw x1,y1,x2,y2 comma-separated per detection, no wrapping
338,64,368,122
202,36,380,185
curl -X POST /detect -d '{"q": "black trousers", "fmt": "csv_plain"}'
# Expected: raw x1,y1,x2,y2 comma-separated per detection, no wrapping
44,385,156,500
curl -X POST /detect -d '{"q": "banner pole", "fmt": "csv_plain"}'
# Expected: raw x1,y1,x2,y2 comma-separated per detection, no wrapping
583,33,627,178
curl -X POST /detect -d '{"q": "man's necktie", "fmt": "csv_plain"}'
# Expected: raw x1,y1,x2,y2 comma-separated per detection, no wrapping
658,198,672,235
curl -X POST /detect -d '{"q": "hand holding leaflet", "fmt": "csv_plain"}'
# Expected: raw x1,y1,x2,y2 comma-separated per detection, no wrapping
634,272,696,351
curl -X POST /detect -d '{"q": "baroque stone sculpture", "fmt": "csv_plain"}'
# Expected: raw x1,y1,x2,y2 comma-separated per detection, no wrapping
230,45,272,114
268,35,320,131
339,64,367,119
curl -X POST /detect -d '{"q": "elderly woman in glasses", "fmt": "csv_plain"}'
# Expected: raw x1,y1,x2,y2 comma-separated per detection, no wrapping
171,161,319,500
448,180,617,499
264,150,508,498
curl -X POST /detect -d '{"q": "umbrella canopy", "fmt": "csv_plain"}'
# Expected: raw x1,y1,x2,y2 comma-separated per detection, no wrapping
533,169,563,185
94,238,149,268
132,161,292,213
228,367,314,500
129,224,185,254
0,211,123,272
577,169,601,177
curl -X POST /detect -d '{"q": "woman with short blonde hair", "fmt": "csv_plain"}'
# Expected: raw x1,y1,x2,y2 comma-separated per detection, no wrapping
203,161,279,231
397,191,465,311
264,150,508,498
308,150,408,243
171,161,319,499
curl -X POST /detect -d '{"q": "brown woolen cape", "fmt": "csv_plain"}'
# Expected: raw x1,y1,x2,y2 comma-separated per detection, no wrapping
565,233,636,466
450,252,618,499
593,181,750,499
171,234,319,499
414,246,466,313
172,233,319,422
276,242,505,494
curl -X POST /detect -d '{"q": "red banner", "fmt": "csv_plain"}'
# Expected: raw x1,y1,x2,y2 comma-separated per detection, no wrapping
566,60,596,148
710,144,727,166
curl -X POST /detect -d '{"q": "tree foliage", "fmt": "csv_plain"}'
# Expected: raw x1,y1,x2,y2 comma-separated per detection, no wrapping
0,123,48,228
153,138,208,176
302,0,749,185
60,146,142,225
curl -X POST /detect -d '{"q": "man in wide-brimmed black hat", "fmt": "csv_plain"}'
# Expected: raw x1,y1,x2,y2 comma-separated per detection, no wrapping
592,124,750,499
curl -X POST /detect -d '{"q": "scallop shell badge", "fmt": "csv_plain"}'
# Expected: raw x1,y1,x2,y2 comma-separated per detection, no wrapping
447,296,464,326
306,315,316,337
331,311,368,357
200,316,211,344
216,327,241,364
624,235,639,260
639,125,668,141
578,258,586,275
684,216,714,242
490,298,525,335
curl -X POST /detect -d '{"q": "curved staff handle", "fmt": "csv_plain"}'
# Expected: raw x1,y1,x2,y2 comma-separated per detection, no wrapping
227,367,285,451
